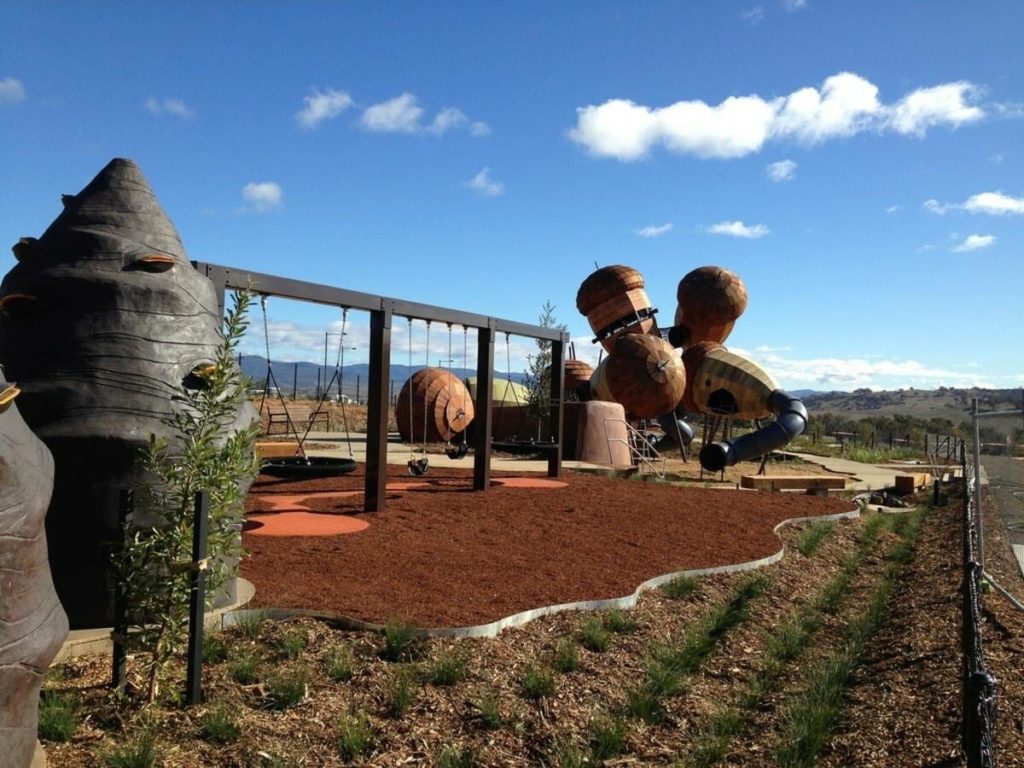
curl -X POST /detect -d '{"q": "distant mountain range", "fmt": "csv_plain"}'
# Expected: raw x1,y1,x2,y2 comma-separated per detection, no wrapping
239,355,527,400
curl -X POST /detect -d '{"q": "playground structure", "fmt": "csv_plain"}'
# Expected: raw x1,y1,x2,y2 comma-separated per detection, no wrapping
194,260,567,511
576,264,808,472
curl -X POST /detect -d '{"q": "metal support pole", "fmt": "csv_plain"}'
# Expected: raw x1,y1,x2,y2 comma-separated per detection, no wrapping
474,322,495,491
365,304,392,512
111,489,132,691
356,375,361,405
972,398,984,570
185,491,209,705
292,363,298,400
547,334,566,478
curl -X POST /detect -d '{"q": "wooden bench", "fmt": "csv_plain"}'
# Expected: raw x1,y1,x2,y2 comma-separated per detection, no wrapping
741,475,847,492
894,473,930,494
264,404,329,435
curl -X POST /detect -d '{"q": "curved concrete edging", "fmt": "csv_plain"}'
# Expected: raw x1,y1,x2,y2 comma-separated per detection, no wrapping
224,506,861,639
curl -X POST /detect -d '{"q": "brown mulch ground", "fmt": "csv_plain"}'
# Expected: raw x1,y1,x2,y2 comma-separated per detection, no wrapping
241,466,853,627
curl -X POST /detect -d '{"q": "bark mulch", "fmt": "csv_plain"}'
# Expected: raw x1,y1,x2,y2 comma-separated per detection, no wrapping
241,466,853,627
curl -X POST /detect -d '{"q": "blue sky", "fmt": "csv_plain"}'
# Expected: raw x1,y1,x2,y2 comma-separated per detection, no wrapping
2,1,1022,391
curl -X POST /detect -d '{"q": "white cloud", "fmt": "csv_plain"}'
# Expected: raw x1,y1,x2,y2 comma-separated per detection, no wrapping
296,88,353,129
569,72,986,161
922,198,951,215
887,82,983,136
744,347,997,390
359,93,487,138
886,204,901,214
145,97,192,118
241,181,283,213
963,191,1024,215
990,153,1004,164
361,93,425,134
994,102,1024,118
766,159,797,181
742,6,765,24
707,220,770,238
428,107,467,135
952,234,996,252
781,0,808,10
918,244,936,252
635,223,673,238
924,191,1024,216
464,168,504,197
0,77,26,104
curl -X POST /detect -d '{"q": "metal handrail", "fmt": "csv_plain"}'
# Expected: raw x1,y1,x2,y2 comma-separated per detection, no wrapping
605,418,665,478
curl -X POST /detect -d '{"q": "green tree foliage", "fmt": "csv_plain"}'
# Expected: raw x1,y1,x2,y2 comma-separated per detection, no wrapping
112,291,260,702
523,300,567,424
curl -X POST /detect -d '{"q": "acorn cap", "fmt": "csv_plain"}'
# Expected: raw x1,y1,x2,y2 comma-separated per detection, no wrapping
676,266,748,326
576,265,646,316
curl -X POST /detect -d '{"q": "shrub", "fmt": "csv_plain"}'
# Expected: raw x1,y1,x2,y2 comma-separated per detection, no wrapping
623,685,666,725
428,650,468,686
384,668,418,718
436,745,477,768
324,644,355,682
102,727,159,768
265,666,308,710
233,610,267,641
202,633,230,664
200,704,241,744
337,711,375,760
229,651,260,685
660,574,699,599
379,618,419,662
472,689,504,730
589,713,627,762
519,663,555,700
551,638,579,673
602,608,638,634
794,521,834,557
37,690,80,742
276,627,307,660
579,617,610,653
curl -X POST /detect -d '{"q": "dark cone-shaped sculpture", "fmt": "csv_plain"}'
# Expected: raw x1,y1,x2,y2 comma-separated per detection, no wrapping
396,368,475,443
0,158,254,628
0,376,68,768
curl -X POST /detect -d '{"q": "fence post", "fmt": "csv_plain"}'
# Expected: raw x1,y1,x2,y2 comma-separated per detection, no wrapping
111,489,133,691
185,491,210,705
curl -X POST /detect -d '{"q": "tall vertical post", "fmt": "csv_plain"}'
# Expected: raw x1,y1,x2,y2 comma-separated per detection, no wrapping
111,489,132,691
356,375,361,405
548,333,566,478
185,491,209,705
292,363,298,400
365,303,393,512
972,398,984,569
474,322,496,491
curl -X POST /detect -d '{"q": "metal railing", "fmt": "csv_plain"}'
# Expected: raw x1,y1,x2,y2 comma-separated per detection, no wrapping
605,418,666,478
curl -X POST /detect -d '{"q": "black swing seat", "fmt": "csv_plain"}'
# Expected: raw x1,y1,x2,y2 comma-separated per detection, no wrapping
260,456,358,478
407,458,430,476
445,442,469,460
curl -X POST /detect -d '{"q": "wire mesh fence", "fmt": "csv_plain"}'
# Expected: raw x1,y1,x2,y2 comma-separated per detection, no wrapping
962,458,998,767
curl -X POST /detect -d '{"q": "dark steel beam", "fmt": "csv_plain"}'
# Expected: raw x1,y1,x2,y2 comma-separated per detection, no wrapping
365,304,393,511
548,333,567,477
192,262,564,341
473,322,496,491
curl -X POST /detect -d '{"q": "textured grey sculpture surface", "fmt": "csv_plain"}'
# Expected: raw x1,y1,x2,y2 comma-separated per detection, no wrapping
0,372,68,768
0,158,253,628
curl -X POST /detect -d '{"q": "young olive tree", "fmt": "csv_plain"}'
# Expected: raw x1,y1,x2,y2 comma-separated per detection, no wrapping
113,290,260,702
523,300,567,433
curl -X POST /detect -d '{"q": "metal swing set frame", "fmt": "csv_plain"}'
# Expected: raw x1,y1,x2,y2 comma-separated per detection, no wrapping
193,261,567,512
